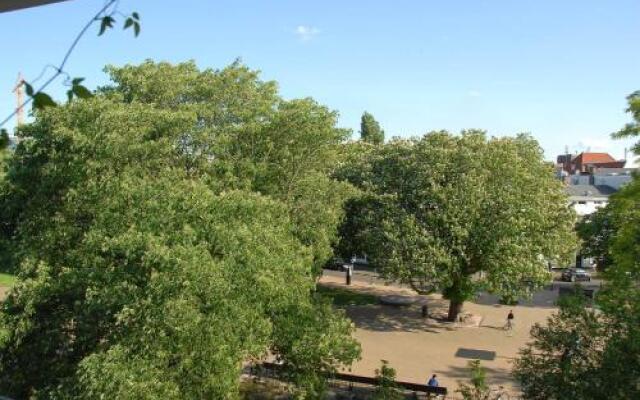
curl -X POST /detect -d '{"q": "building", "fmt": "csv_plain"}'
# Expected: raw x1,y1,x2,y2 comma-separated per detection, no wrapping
557,152,626,176
555,151,635,216
592,168,636,190
566,184,616,216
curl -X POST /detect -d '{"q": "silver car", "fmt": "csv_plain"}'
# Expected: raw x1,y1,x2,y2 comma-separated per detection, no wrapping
561,268,591,282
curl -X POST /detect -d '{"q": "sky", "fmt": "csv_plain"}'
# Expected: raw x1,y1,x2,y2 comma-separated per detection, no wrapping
1,0,639,162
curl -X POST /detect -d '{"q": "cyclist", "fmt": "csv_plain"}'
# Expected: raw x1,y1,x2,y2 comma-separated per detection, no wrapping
505,310,515,331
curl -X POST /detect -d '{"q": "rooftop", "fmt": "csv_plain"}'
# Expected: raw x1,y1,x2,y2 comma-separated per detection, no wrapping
575,152,618,164
565,184,616,198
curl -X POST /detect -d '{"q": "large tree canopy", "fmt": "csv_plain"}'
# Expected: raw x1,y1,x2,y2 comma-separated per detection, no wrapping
0,61,360,399
336,131,576,320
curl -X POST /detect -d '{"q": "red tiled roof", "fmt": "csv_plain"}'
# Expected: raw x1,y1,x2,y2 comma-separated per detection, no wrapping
576,152,617,164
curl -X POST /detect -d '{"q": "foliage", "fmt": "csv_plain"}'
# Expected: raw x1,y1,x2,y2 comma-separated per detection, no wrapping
457,360,492,400
575,204,616,270
0,130,9,150
335,131,576,320
373,360,403,400
514,171,640,400
513,293,607,399
0,130,9,182
612,90,640,154
360,112,385,145
316,285,379,307
0,61,360,399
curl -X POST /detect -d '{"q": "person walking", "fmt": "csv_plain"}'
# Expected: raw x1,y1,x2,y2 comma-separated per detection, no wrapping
427,374,439,387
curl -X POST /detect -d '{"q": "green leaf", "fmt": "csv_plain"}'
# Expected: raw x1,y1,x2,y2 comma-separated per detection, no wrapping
72,85,93,99
133,21,140,37
99,16,115,36
124,18,134,30
24,82,34,97
32,92,57,109
67,89,74,103
132,12,140,20
71,77,85,86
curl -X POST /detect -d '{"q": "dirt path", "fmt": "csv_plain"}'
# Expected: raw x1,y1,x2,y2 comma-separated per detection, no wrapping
319,274,556,393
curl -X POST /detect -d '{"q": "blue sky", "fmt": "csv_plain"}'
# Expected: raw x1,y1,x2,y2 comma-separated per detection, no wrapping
1,0,639,162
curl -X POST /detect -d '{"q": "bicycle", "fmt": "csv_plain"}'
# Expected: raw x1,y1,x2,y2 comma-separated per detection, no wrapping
503,320,515,336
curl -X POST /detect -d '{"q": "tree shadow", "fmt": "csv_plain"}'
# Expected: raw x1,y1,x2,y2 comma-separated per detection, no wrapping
345,304,453,334
473,289,559,309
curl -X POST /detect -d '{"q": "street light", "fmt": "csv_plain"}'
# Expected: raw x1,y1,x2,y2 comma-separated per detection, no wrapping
343,262,353,285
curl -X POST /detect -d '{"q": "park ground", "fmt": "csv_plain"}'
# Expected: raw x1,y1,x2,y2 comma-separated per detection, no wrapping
0,272,14,300
320,269,601,394
0,270,594,395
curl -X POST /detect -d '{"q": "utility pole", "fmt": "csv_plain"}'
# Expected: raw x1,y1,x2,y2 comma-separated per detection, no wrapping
13,72,25,127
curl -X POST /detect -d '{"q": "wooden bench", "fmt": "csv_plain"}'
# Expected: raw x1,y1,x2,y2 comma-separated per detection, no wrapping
259,362,448,397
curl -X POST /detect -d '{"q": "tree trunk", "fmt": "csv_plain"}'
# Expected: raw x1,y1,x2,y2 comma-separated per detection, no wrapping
447,299,463,322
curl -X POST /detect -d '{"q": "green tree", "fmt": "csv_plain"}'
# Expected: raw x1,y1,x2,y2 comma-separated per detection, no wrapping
373,360,403,400
360,111,385,145
0,61,360,399
612,90,640,153
514,177,640,400
0,129,9,180
575,204,616,270
336,131,576,320
514,293,607,400
457,360,491,400
516,90,640,400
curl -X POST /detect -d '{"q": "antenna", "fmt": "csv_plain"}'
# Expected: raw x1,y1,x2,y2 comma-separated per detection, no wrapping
12,72,25,127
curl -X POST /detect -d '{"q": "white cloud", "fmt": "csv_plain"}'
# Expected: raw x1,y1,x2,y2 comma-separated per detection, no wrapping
294,25,320,41
467,90,481,98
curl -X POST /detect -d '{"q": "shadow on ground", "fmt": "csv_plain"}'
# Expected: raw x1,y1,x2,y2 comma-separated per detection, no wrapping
473,288,558,309
345,304,455,333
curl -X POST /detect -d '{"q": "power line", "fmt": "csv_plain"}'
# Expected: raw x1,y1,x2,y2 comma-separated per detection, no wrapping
0,0,117,129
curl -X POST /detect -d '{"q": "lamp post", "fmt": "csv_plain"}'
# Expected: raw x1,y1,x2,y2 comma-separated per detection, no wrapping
343,262,353,285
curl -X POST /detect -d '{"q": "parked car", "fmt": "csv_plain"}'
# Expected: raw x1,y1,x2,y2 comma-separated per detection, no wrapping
561,268,591,282
349,255,369,266
324,257,346,270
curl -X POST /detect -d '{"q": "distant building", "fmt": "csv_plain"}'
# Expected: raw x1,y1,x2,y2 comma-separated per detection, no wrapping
591,168,636,190
557,152,626,176
557,151,635,268
566,184,615,216
555,151,635,216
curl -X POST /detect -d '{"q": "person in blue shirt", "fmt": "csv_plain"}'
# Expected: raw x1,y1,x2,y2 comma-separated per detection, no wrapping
427,374,439,387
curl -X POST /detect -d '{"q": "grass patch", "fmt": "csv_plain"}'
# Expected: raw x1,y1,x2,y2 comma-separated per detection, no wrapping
317,285,379,307
0,272,16,287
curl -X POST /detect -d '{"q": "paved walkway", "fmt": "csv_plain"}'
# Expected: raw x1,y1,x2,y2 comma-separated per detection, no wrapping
320,273,558,394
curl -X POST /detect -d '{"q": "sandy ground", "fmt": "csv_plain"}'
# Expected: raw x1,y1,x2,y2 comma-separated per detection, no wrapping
319,273,559,394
